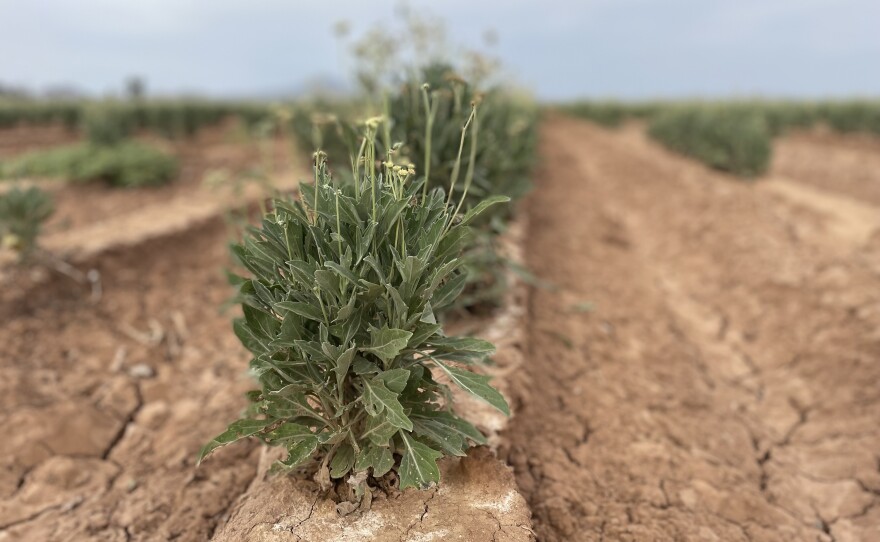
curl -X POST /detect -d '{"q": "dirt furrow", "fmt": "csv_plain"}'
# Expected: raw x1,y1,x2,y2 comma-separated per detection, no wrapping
502,117,880,541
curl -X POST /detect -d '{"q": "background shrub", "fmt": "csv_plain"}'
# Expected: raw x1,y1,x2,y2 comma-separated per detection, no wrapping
0,186,54,257
0,141,178,187
647,105,772,177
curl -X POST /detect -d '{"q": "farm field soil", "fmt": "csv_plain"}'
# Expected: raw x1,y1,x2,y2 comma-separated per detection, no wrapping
0,220,261,541
501,116,880,541
771,129,880,207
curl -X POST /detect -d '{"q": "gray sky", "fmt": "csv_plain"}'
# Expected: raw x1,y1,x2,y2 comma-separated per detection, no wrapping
1,0,878,101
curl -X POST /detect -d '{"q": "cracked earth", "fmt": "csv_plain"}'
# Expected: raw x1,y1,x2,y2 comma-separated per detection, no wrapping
2,117,880,541
501,117,880,541
1,220,261,541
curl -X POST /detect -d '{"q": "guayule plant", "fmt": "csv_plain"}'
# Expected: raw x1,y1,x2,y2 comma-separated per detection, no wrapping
648,105,772,177
198,118,509,492
290,65,538,313
0,186,54,259
0,142,178,188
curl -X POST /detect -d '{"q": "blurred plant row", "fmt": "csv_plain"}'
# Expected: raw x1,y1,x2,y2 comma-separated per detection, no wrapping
0,100,268,137
561,99,880,177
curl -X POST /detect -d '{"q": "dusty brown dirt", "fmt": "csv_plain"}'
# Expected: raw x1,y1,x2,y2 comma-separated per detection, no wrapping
0,124,79,159
213,447,533,542
771,128,880,207
501,116,880,541
5,116,880,541
0,219,263,541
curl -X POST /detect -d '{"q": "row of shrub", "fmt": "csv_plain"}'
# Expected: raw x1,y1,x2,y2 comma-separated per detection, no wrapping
0,100,269,138
561,99,880,136
647,106,772,177
561,99,880,177
0,142,177,188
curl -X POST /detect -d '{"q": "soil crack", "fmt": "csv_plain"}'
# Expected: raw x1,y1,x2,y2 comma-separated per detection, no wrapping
101,382,144,461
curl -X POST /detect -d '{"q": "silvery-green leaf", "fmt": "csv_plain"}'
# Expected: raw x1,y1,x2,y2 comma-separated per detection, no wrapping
433,360,510,415
275,301,324,323
197,419,272,465
419,302,437,324
384,284,408,324
377,368,410,393
363,254,386,283
428,336,495,356
314,270,340,298
334,294,357,322
362,378,413,431
263,422,315,446
330,444,355,479
278,437,319,470
325,261,359,286
354,445,394,477
398,432,442,490
411,417,465,456
286,260,315,286
352,357,380,375
408,323,441,348
233,318,267,354
457,195,510,227
431,273,467,309
362,411,399,445
362,327,413,366
334,345,356,389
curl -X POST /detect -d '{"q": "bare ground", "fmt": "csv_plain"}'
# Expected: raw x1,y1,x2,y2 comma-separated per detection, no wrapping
0,220,260,541
771,128,880,207
501,117,880,541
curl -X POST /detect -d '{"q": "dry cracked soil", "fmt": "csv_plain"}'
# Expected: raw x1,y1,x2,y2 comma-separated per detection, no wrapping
2,117,880,541
501,117,880,541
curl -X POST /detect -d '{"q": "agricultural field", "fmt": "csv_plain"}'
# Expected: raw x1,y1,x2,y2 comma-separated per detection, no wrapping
3,91,879,541
2,10,880,542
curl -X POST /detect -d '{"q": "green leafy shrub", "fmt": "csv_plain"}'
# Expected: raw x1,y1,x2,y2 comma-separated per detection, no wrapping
198,124,509,493
82,105,134,145
754,101,819,136
817,101,880,135
0,141,178,187
390,64,537,216
648,106,772,177
561,101,655,127
0,101,81,130
0,186,54,257
0,99,269,138
289,65,538,313
297,64,538,220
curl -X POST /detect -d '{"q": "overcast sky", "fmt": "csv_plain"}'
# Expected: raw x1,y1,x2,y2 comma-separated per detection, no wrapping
1,0,878,101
